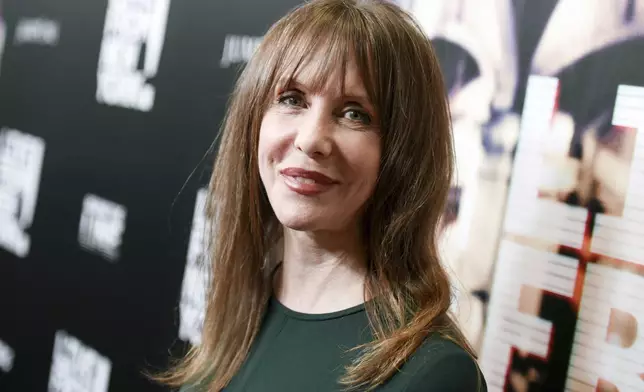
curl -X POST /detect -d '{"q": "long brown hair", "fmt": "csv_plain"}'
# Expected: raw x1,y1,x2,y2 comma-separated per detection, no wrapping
155,0,474,390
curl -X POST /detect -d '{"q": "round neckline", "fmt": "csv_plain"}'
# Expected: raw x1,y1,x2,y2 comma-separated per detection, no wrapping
270,296,366,321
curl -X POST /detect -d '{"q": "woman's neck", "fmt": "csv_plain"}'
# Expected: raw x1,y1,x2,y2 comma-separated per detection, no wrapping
273,227,368,314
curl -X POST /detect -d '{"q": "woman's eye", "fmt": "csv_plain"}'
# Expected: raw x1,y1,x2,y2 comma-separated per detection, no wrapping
344,109,371,125
278,94,304,107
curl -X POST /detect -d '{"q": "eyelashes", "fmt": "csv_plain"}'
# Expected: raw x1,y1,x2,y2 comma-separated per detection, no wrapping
343,109,372,126
277,93,304,108
276,90,373,126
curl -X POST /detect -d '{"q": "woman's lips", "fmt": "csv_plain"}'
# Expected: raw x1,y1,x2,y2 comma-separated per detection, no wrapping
279,167,337,196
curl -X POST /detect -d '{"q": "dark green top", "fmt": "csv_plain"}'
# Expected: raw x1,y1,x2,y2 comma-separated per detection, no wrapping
181,297,487,391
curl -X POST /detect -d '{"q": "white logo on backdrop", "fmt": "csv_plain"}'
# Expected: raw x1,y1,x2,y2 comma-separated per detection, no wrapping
96,0,171,112
220,34,263,68
78,194,127,262
48,331,112,392
0,339,14,372
0,128,46,258
179,188,210,345
13,18,60,46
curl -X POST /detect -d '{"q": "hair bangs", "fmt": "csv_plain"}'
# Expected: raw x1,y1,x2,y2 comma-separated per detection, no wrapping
266,4,380,116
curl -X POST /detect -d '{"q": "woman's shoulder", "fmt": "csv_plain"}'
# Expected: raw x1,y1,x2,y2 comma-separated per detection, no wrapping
398,334,487,392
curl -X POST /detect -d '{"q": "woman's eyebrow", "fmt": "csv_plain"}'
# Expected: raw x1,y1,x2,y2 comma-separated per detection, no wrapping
344,93,372,106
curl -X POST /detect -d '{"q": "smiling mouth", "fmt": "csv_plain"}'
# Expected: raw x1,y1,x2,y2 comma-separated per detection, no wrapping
279,167,336,185
280,173,336,196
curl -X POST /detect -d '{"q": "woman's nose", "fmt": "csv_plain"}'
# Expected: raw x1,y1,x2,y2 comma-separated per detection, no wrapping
293,108,333,158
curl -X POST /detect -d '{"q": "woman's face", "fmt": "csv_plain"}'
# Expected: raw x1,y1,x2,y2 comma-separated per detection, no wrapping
258,58,381,233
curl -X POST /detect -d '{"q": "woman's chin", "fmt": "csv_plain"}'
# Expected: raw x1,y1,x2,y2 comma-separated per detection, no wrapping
275,211,327,232
278,218,319,232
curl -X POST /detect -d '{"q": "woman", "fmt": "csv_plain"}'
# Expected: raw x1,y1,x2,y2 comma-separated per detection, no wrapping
159,0,487,390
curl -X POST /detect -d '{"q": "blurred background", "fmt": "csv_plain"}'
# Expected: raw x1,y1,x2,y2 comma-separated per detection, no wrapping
0,0,643,391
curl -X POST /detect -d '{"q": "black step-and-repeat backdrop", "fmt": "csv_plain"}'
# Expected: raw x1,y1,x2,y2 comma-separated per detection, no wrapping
1,0,643,391
0,1,302,391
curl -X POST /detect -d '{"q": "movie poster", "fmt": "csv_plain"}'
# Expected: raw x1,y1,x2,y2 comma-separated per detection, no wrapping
403,0,644,390
479,1,644,390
